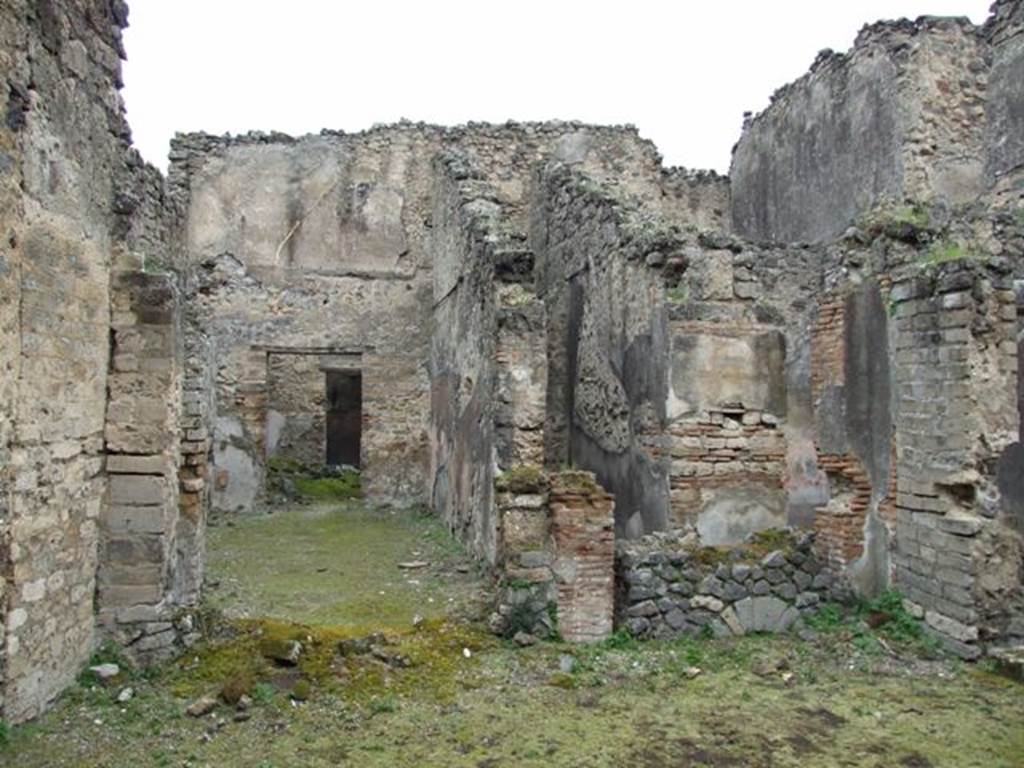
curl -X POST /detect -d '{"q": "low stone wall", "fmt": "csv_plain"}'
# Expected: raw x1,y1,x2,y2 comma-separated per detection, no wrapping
617,530,842,639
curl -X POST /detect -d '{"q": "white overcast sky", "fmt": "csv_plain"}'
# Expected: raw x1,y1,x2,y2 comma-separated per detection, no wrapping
122,1,992,174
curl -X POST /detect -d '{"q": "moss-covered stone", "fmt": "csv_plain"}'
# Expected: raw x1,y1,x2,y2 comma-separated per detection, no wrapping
495,465,548,494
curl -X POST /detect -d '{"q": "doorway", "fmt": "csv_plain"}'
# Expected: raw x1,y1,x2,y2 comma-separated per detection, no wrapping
326,370,362,467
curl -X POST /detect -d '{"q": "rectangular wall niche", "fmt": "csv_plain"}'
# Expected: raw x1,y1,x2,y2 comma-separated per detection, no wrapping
326,369,362,468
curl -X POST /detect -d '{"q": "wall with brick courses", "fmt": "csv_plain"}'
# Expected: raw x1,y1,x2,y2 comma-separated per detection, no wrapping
99,271,188,664
491,470,615,644
888,262,1020,657
549,473,616,643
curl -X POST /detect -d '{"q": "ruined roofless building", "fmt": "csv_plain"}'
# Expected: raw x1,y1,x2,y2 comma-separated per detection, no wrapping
1,0,1022,724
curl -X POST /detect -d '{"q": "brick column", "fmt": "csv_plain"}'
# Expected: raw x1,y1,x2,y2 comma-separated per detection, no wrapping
549,471,615,643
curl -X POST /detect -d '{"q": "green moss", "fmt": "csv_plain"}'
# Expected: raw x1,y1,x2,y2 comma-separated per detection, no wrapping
219,674,253,705
695,547,729,567
266,457,362,501
290,679,312,701
666,284,690,304
920,239,976,267
292,472,362,500
548,470,601,495
495,465,547,494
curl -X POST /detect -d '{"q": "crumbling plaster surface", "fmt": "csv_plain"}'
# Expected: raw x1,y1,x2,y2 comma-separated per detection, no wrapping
174,124,673,514
532,164,680,539
731,17,989,243
986,0,1024,188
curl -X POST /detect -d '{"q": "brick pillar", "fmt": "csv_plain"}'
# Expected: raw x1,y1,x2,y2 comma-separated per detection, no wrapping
99,271,183,662
549,471,615,643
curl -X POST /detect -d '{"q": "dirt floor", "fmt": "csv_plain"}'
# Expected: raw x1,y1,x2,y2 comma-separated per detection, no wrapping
4,502,1023,767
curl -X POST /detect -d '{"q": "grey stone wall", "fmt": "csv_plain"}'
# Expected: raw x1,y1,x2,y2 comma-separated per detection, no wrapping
986,0,1024,189
888,261,1020,657
618,530,841,639
172,123,666,515
731,18,989,243
429,152,509,563
532,163,684,538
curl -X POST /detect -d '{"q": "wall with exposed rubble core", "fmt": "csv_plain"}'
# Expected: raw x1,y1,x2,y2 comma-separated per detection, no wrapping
987,0,1024,193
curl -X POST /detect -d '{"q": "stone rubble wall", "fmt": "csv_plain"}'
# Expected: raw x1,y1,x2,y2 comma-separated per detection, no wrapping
0,0,154,724
495,287,547,470
658,168,731,233
618,531,841,639
532,163,684,538
0,0,192,724
172,122,671,514
265,352,328,467
429,152,511,563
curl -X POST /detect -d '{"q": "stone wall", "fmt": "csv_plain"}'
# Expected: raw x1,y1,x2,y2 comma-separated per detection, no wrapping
731,17,989,243
1,0,132,723
663,240,793,545
532,163,682,538
659,168,731,233
0,0,193,723
618,530,841,639
173,123,667,515
429,152,510,563
266,352,327,467
986,0,1024,191
888,261,1020,657
100,270,187,664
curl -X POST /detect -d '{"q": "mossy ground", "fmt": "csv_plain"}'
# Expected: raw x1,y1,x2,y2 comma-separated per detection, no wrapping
203,503,481,628
5,502,1023,767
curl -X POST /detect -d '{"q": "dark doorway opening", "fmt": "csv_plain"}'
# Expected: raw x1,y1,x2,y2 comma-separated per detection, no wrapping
326,371,362,467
